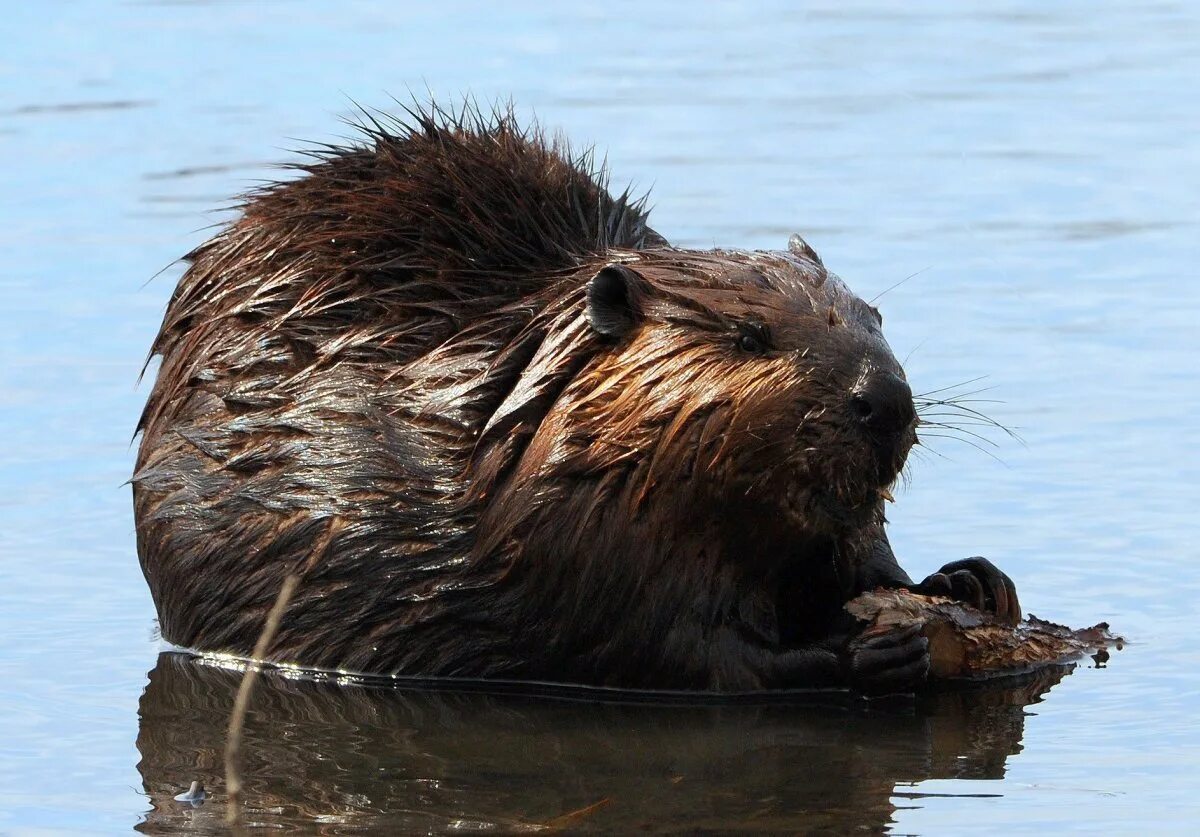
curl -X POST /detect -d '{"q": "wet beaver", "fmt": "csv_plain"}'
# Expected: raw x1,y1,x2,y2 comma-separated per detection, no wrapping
133,104,1020,695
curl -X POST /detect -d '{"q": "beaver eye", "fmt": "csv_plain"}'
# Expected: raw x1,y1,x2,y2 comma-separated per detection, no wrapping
736,322,771,355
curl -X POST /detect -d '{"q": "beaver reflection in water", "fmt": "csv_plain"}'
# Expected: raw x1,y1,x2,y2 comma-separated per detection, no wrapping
133,104,1020,695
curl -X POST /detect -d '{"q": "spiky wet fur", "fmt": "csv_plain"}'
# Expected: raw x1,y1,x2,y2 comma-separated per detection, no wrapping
134,103,914,690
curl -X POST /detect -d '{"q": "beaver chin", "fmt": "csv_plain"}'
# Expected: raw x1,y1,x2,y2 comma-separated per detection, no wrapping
782,479,891,537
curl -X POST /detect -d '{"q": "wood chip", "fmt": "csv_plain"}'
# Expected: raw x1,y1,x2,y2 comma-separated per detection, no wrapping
846,589,1123,681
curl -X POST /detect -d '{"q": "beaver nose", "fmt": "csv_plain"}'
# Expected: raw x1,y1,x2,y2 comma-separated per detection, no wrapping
850,372,915,438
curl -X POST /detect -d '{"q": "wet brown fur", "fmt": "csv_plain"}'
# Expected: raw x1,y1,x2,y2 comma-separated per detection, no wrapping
134,103,929,691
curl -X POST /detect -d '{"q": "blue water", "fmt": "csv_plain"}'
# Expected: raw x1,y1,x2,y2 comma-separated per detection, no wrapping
1,1,1197,833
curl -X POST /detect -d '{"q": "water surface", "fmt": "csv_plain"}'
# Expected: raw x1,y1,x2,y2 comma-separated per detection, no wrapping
1,1,1197,833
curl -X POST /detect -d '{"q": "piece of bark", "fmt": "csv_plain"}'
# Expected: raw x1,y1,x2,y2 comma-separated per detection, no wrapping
846,589,1123,681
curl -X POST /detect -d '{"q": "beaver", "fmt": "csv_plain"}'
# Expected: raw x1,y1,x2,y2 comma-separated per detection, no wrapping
133,103,1020,695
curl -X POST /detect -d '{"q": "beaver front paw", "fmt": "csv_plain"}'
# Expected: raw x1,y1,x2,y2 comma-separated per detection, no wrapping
843,622,930,696
917,556,1021,626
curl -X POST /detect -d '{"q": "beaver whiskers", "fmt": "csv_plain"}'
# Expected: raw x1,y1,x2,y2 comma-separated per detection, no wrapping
913,378,1022,463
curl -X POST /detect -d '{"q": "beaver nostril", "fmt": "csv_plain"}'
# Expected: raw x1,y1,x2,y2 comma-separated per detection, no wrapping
851,372,915,436
850,394,873,420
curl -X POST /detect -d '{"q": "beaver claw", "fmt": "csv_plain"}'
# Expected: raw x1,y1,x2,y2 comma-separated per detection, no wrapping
844,622,929,696
916,556,1021,626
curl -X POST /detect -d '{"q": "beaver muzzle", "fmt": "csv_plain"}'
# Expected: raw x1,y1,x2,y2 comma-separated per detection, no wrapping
850,370,916,482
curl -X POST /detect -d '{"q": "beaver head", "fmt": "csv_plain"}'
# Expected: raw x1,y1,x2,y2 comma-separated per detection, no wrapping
473,237,915,564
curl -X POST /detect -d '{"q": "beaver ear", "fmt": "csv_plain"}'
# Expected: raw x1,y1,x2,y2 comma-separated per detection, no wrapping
787,232,823,267
586,263,643,339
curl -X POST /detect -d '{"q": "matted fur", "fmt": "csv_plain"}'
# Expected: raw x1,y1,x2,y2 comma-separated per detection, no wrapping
134,103,956,691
